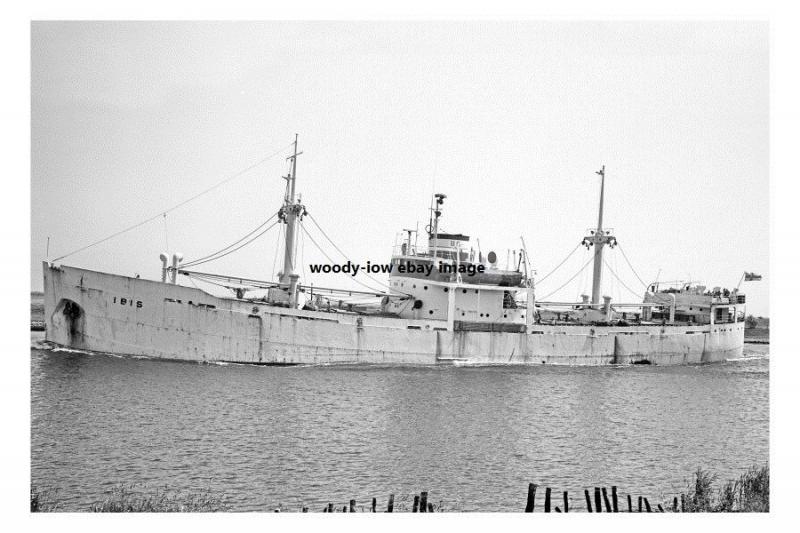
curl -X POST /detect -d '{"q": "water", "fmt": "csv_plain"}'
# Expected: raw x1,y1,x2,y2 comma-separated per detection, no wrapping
30,332,769,512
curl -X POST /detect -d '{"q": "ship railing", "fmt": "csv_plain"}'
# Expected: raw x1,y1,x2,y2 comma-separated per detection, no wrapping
536,301,663,308
391,243,472,262
392,243,431,257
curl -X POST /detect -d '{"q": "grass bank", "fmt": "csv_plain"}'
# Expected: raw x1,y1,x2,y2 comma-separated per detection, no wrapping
674,464,769,512
31,484,229,512
32,464,768,513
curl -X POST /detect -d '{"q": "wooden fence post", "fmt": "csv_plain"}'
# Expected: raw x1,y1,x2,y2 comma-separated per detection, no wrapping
681,493,686,512
302,507,308,512
638,496,643,512
545,487,551,513
350,499,356,513
563,491,569,513
525,483,537,512
602,487,612,512
644,498,652,512
585,489,593,512
657,504,664,512
627,494,632,512
343,505,347,512
673,497,678,512
611,486,618,512
387,494,394,513
413,495,420,513
328,503,334,513
594,487,602,513
420,492,428,513
428,503,434,512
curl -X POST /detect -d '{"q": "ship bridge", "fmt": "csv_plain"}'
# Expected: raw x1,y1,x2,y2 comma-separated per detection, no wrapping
385,193,532,328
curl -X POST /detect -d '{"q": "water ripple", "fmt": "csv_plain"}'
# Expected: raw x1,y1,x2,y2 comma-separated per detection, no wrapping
30,336,769,512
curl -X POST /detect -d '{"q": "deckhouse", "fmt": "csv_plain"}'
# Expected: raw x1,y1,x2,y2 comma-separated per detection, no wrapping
384,193,533,331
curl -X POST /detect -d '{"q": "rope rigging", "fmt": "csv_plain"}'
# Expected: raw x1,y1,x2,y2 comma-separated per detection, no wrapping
603,257,645,300
306,213,398,293
179,269,392,299
180,219,281,269
162,213,169,251
576,250,589,302
298,222,389,295
617,243,651,290
51,141,295,262
181,212,279,268
271,223,283,280
535,243,582,285
538,254,595,301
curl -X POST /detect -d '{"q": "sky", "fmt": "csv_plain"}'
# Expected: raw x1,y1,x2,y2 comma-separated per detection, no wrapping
31,21,769,316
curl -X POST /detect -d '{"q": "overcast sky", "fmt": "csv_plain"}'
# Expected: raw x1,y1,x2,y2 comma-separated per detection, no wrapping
31,21,769,315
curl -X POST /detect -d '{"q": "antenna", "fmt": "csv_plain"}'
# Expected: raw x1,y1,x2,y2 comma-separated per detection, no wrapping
430,193,446,266
596,165,605,232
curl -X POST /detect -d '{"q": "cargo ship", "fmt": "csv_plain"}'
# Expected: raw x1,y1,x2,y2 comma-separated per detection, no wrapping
42,136,747,365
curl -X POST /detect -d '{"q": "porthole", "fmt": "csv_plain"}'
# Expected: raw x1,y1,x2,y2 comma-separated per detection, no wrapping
424,286,428,290
429,310,434,315
462,289,467,294
504,314,507,318
475,290,478,294
462,312,465,316
413,284,416,288
444,287,449,293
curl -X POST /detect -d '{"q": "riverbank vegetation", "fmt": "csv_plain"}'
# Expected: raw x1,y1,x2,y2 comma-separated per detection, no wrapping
31,484,229,512
678,464,769,512
31,464,768,512
744,315,769,343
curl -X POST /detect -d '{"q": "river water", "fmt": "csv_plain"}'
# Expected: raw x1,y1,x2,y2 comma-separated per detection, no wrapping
30,332,769,512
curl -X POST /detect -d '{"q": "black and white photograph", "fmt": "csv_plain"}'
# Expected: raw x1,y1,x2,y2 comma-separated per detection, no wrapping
11,6,795,526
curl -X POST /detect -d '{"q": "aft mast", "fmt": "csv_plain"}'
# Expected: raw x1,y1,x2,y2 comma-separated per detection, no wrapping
582,166,617,307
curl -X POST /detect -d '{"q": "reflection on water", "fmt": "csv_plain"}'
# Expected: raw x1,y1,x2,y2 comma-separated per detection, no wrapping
30,333,769,511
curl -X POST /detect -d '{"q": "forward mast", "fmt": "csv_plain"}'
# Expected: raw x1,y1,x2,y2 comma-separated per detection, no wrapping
270,134,306,307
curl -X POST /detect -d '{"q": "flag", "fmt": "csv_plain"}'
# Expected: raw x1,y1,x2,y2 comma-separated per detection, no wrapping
744,272,762,281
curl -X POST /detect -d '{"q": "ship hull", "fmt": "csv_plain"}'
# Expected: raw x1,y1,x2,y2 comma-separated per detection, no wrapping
42,264,744,366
